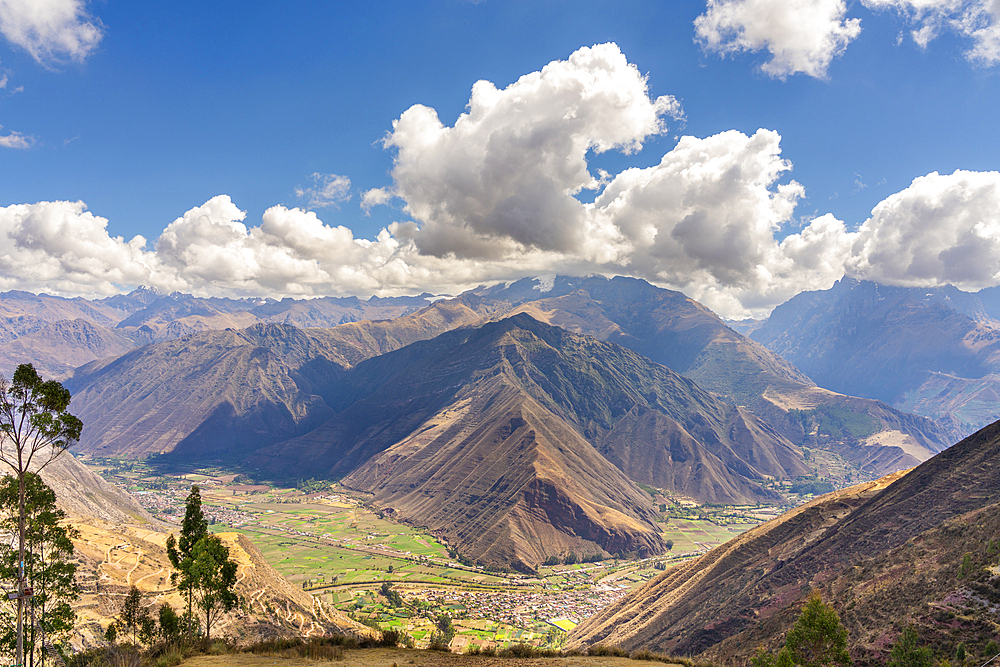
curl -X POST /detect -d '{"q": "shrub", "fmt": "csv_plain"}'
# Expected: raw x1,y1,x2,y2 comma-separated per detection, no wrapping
888,627,933,667
379,628,404,647
588,644,629,657
629,648,694,665
427,638,451,652
751,592,850,667
504,643,537,658
243,636,351,661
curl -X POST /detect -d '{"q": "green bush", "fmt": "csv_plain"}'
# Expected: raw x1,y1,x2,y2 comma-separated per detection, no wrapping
888,627,933,667
751,593,850,667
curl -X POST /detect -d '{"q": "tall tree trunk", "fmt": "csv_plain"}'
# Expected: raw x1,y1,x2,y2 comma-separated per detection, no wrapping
17,472,25,667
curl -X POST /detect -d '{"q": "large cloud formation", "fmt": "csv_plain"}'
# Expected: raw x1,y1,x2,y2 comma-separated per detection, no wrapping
696,0,1000,78
1,44,998,318
848,170,1000,287
385,43,681,260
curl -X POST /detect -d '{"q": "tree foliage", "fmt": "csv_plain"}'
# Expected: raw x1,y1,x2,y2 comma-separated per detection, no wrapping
118,586,145,646
0,364,82,666
166,485,209,636
752,593,851,667
158,603,180,641
0,364,83,470
0,472,79,666
165,486,238,641
888,626,933,667
190,535,239,640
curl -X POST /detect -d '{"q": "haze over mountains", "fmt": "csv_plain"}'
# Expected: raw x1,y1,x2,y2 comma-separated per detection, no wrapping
0,288,437,379
752,277,1000,438
0,274,972,569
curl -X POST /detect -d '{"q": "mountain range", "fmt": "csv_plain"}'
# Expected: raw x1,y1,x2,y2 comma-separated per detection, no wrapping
0,275,969,569
248,314,810,570
0,288,436,379
752,277,1000,437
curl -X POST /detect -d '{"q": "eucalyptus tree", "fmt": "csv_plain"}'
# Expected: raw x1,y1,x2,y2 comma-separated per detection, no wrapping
0,473,79,667
0,364,82,667
166,486,208,636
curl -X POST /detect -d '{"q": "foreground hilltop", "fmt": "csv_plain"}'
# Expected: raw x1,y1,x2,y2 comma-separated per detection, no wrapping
570,418,1000,665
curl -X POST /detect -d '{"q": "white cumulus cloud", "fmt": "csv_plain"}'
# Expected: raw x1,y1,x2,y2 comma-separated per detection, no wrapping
847,169,1000,287
694,0,1000,78
865,0,1000,64
0,200,155,294
0,125,30,148
360,187,393,213
384,43,681,260
0,0,104,66
694,0,862,78
3,45,1000,319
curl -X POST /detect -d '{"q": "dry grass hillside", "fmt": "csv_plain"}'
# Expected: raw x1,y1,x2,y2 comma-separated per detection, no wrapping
25,451,369,650
570,419,1000,665
179,648,685,667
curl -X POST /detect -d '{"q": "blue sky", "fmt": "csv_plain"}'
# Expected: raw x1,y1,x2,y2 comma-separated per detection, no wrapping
1,0,999,316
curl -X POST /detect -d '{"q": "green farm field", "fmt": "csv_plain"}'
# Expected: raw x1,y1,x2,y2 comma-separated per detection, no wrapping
87,458,771,649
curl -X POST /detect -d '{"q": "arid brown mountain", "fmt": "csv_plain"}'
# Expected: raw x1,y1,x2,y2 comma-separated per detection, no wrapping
247,314,811,570
0,319,137,379
457,276,812,402
570,419,1000,665
752,277,1000,437
455,276,952,477
0,288,435,378
21,276,950,485
66,300,481,459
51,276,948,490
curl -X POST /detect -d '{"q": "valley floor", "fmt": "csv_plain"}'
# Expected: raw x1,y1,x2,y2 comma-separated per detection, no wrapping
81,456,830,651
